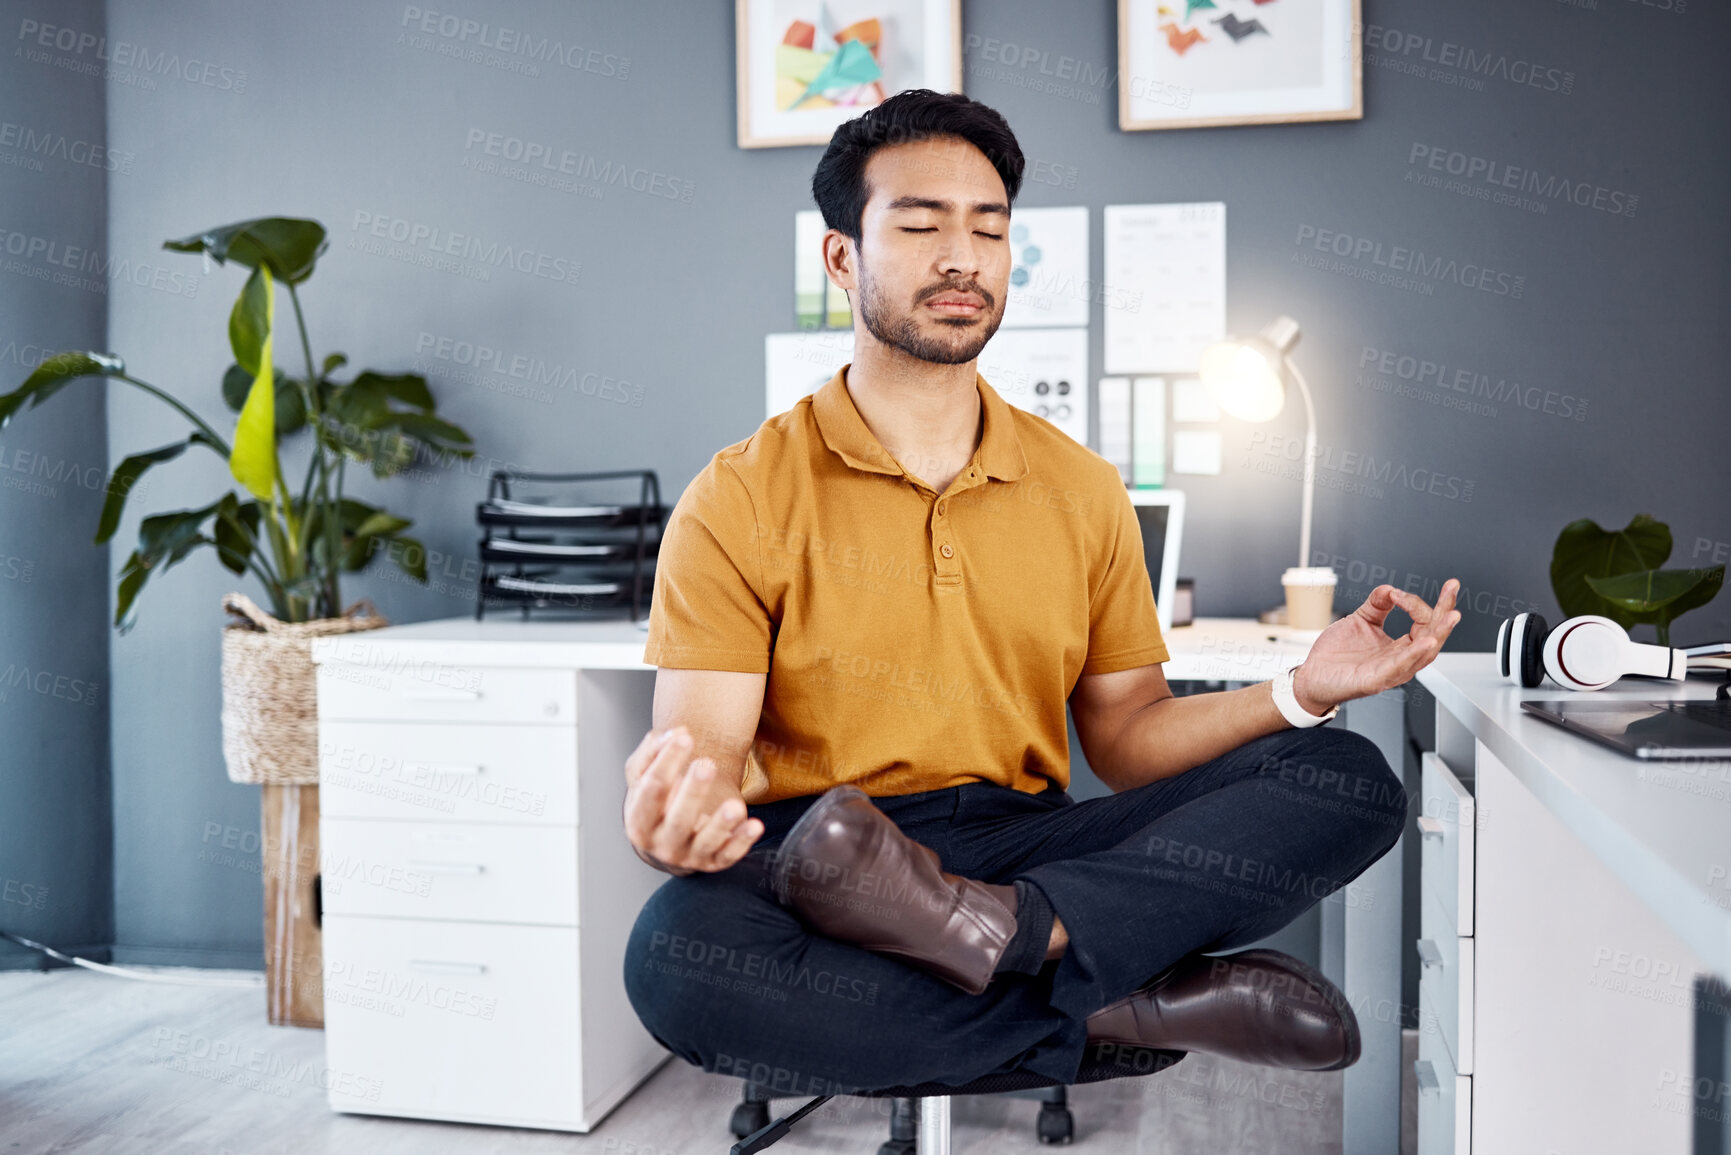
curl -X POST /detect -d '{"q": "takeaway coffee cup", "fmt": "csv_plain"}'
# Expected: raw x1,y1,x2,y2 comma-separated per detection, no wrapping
1282,567,1337,630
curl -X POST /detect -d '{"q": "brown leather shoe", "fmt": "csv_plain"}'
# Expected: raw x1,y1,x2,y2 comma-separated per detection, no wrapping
1085,948,1361,1070
768,785,1019,996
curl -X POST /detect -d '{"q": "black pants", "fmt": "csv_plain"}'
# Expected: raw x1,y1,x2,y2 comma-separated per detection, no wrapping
622,725,1407,1095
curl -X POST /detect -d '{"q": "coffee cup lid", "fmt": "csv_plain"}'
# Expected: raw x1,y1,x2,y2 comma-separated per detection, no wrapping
1282,566,1338,586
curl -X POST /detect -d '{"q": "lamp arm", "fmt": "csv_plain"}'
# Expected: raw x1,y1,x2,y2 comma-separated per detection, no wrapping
1285,356,1318,572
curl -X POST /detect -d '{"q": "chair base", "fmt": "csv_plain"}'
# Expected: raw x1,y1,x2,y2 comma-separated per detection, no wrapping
728,1045,1180,1151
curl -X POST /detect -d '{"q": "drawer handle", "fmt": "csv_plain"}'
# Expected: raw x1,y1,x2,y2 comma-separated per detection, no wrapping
407,860,486,875
401,688,482,702
1416,816,1445,840
1416,939,1444,969
1414,1059,1440,1096
408,959,488,976
412,761,483,777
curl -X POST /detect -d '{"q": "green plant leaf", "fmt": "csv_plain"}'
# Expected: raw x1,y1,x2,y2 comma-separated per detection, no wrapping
0,351,125,430
340,511,415,570
350,371,435,412
1584,566,1725,621
95,431,226,545
211,492,262,576
386,534,428,583
321,352,348,377
220,364,252,411
114,500,223,631
1550,514,1672,627
228,266,278,500
229,267,271,377
221,363,305,434
162,217,329,285
318,370,475,477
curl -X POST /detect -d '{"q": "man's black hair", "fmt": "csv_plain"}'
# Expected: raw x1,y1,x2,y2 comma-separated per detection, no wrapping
810,89,1025,243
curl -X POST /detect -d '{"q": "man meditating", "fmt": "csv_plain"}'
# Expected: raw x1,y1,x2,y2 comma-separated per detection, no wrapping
621,89,1459,1098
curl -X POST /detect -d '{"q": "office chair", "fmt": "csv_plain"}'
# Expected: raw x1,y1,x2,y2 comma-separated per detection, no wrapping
726,1041,1187,1153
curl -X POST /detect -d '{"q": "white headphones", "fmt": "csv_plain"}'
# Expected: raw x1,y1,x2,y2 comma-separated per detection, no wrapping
1495,612,1687,691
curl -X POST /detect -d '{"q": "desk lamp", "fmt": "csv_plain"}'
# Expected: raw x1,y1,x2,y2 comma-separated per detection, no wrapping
1199,315,1337,628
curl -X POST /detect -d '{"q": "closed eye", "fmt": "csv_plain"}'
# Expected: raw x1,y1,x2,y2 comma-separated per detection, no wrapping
976,232,1003,240
901,227,937,233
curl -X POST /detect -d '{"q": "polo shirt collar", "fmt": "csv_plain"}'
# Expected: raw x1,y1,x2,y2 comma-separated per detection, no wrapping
812,363,1030,482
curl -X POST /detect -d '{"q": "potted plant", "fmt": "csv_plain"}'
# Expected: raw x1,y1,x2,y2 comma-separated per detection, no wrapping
1550,513,1724,646
0,216,477,1027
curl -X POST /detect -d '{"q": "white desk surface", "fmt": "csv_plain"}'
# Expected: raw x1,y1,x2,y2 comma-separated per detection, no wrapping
1418,652,1731,981
307,615,1317,683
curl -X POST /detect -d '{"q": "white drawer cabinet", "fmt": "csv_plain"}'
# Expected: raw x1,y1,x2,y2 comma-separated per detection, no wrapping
322,915,584,1126
1418,752,1474,936
319,720,579,826
1418,881,1474,1075
320,818,578,925
1416,749,1475,1153
1416,975,1472,1155
1413,655,1731,1155
319,660,576,724
313,628,668,1133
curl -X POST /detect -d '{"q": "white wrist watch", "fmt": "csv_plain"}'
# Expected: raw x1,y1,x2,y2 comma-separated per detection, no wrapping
1272,663,1339,728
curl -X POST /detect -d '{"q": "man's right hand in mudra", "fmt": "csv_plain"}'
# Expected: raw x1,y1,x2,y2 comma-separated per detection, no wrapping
623,724,763,878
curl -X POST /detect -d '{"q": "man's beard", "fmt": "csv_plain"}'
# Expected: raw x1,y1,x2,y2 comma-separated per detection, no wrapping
856,263,1002,366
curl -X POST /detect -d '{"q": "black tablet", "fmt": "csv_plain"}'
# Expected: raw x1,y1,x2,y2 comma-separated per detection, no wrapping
1519,698,1731,760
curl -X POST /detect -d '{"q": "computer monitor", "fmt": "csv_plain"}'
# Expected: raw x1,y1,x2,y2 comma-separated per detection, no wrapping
1126,488,1185,633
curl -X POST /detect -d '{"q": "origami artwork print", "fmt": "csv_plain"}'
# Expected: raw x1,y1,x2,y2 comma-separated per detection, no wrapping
1157,22,1207,55
775,13,887,112
1122,0,1361,130
1155,0,1275,56
1213,12,1269,41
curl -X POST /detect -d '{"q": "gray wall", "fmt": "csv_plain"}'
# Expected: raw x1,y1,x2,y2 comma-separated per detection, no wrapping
3,0,1727,966
0,0,113,969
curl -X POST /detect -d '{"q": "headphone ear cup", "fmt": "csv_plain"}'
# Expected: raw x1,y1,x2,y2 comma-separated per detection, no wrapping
1495,614,1547,687
1518,612,1548,688
1544,614,1634,691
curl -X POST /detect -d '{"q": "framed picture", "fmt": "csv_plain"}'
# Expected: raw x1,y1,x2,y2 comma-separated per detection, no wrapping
1118,0,1362,131
736,0,963,149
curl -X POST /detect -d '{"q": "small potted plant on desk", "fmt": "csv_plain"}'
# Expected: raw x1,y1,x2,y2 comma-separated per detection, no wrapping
0,217,477,1027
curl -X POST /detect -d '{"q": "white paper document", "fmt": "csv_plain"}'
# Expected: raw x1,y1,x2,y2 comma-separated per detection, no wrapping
1172,429,1223,475
1001,206,1090,329
977,327,1089,446
1104,202,1226,375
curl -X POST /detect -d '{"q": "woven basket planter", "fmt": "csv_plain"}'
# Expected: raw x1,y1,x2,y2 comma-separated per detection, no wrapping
219,590,388,1027
220,591,388,785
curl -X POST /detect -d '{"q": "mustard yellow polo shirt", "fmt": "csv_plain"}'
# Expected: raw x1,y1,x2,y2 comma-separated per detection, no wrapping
642,365,1170,804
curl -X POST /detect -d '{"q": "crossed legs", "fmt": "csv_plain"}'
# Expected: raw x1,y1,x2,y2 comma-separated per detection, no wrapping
622,726,1407,1090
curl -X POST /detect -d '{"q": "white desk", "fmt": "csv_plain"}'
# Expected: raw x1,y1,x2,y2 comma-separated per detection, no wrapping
1415,654,1731,1154
308,616,1410,1143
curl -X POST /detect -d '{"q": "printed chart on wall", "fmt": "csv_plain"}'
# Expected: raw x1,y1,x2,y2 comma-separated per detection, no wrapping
766,330,855,416
978,328,1088,446
1000,206,1090,329
1103,202,1226,375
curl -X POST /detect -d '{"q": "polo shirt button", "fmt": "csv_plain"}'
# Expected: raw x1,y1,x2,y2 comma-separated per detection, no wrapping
936,502,947,516
940,543,954,558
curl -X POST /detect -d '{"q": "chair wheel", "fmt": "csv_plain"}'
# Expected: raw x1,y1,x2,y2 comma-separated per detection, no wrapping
1036,1103,1074,1144
876,1140,917,1155
730,1100,770,1138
